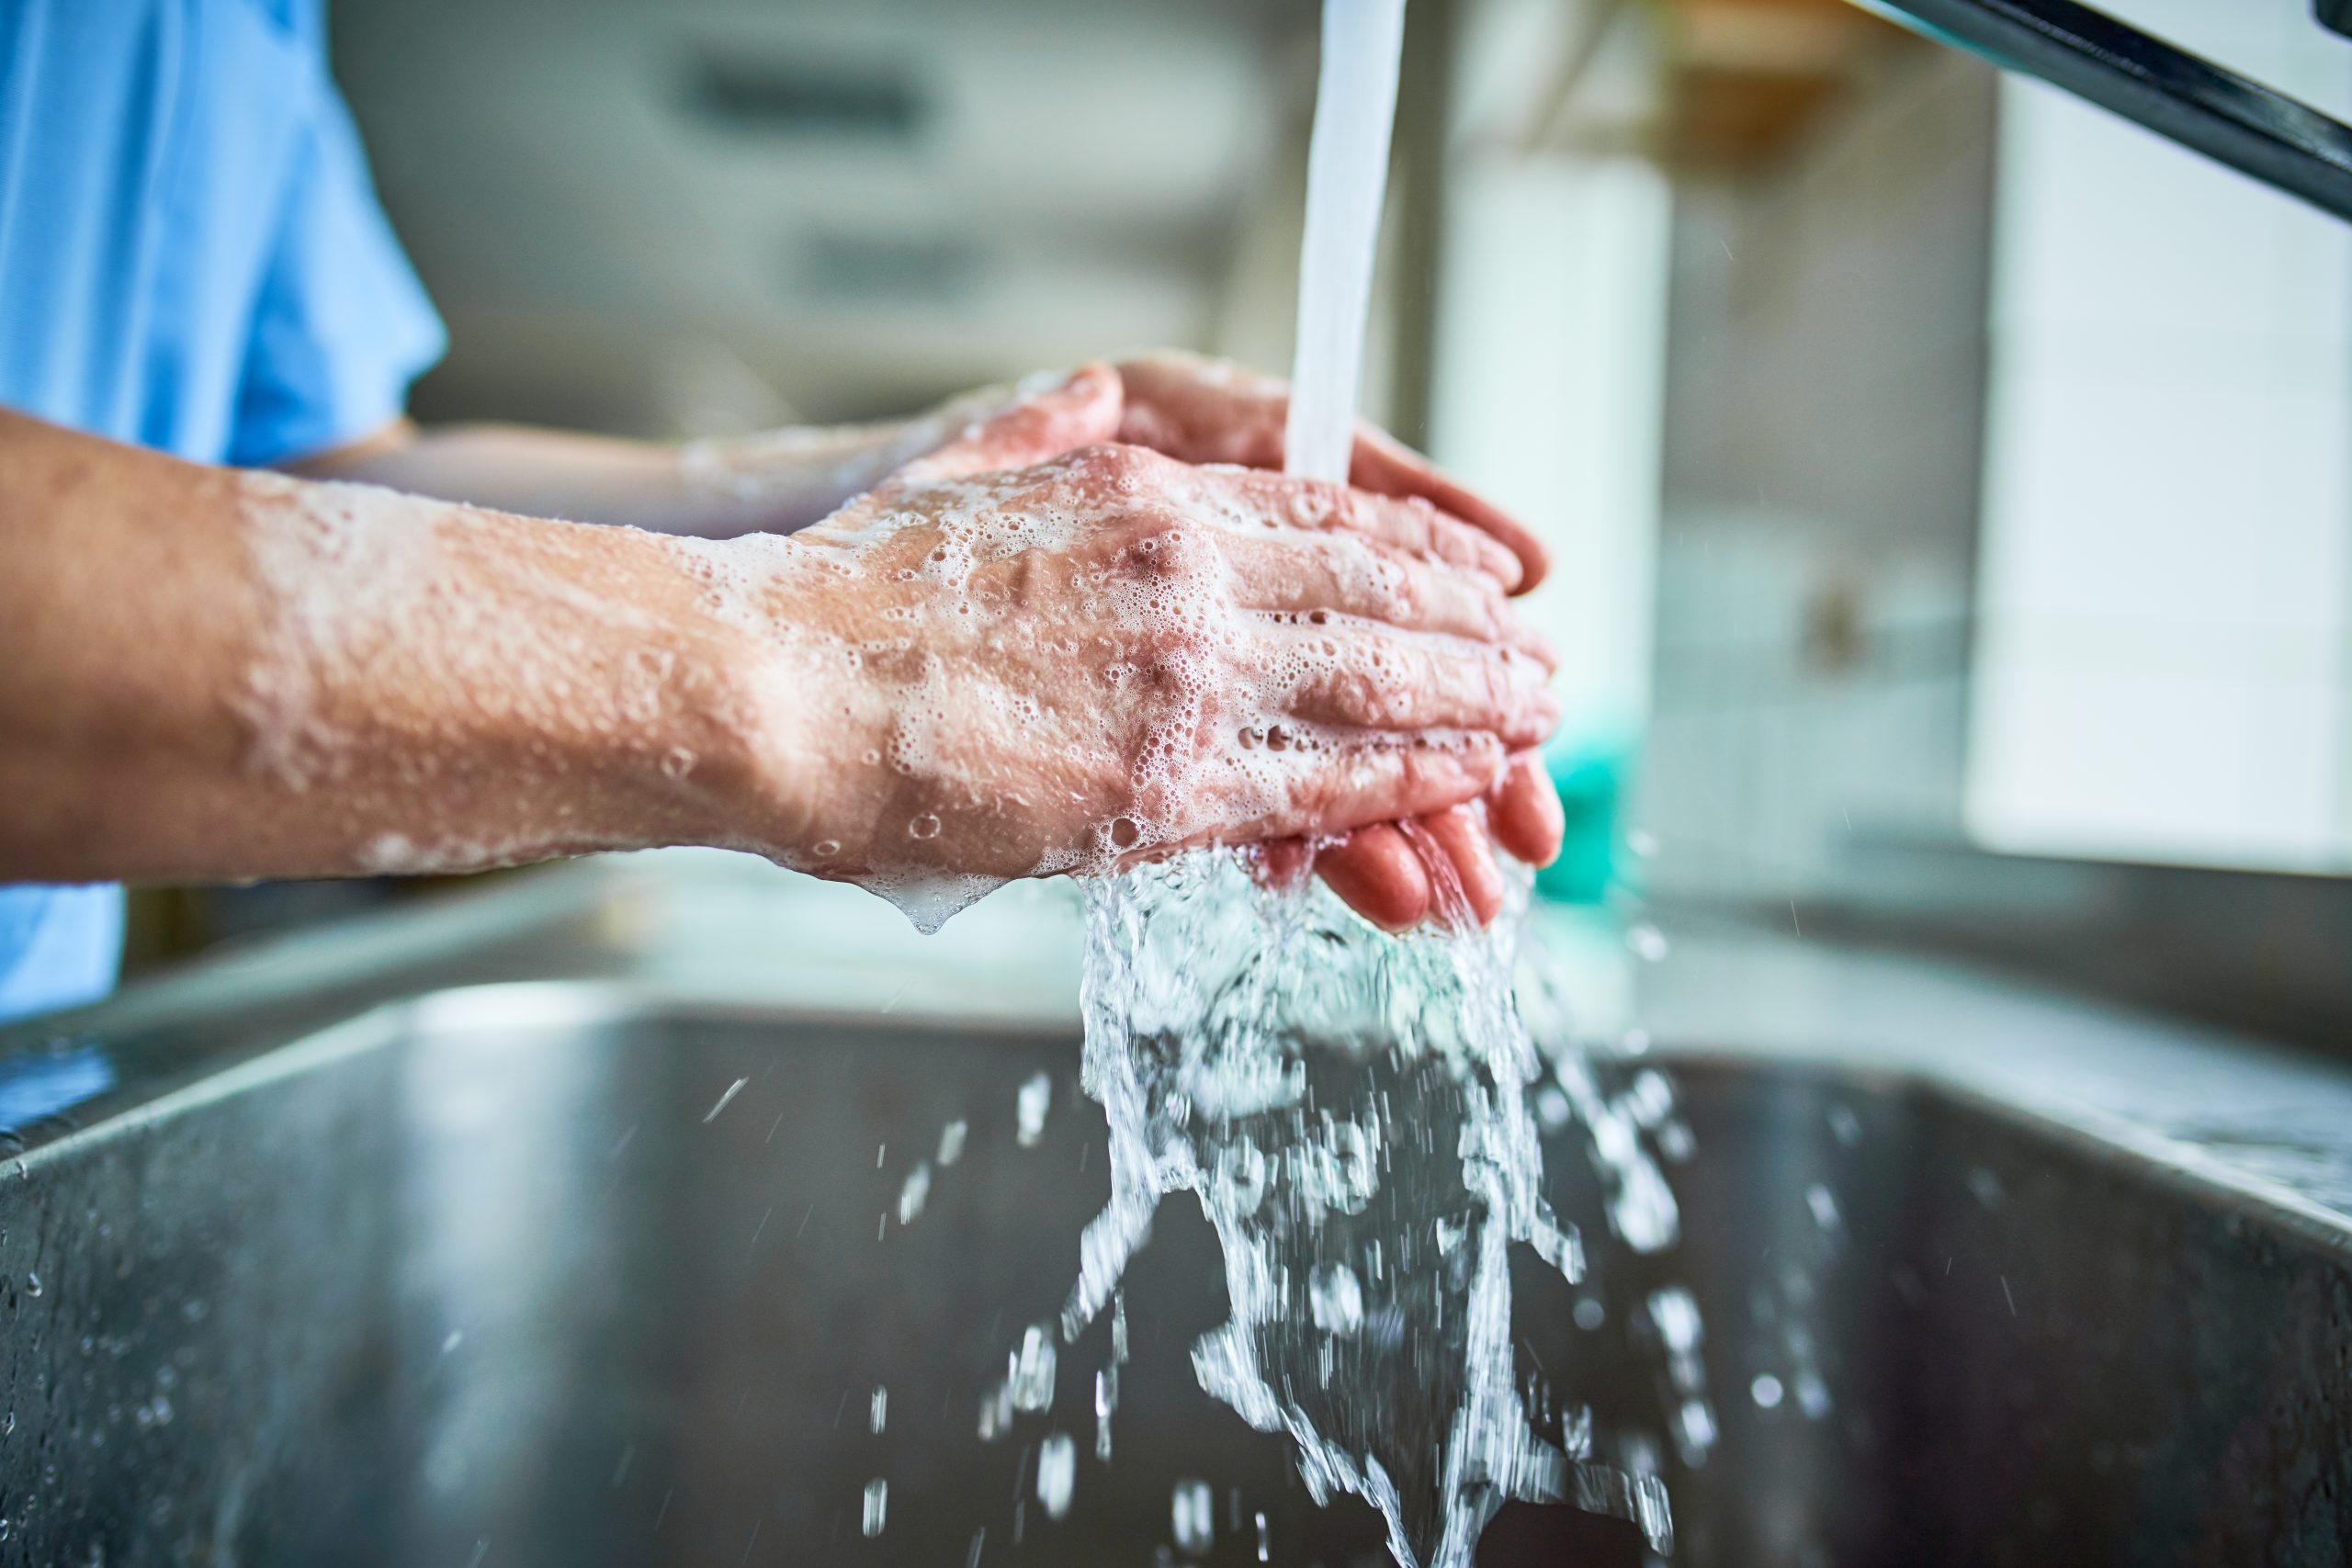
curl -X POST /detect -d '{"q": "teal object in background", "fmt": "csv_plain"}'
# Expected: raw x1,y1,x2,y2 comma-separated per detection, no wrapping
1534,736,1637,906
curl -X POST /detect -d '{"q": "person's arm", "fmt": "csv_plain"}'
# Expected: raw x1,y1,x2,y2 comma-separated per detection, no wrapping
0,367,1554,905
0,409,752,881
290,378,1049,540
297,355,1569,927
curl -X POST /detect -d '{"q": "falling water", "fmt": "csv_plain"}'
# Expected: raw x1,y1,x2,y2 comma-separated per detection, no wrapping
1284,0,1408,482
992,5,1677,1562
1063,855,1670,1566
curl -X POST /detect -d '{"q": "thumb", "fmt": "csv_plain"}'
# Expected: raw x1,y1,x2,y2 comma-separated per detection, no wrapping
902,362,1125,481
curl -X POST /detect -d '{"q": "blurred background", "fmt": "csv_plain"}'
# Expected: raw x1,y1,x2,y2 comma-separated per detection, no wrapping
135,0,2352,1040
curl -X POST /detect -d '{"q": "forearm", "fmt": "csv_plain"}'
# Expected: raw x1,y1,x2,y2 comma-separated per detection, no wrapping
0,411,784,883
296,418,939,538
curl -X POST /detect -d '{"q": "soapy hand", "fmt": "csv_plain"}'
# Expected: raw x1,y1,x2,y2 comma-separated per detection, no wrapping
1115,350,1548,589
699,365,1558,928
1111,351,1563,929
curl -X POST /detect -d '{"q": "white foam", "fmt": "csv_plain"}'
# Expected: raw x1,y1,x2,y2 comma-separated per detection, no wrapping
657,446,1516,931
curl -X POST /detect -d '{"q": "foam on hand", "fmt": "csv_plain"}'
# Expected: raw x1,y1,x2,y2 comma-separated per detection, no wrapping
659,444,1512,932
232,472,735,876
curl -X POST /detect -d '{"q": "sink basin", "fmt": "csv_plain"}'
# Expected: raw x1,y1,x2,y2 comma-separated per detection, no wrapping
2,958,2349,1567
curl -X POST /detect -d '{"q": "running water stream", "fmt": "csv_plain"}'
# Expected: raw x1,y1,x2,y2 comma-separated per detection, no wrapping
1283,0,1407,486
1035,4,1675,1563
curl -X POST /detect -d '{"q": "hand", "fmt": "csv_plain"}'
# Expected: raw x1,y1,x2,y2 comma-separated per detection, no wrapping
1115,350,1548,589
698,366,1558,919
1114,351,1566,928
1293,754,1565,931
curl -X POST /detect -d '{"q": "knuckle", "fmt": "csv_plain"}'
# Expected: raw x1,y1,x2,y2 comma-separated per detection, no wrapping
1399,497,1443,553
1074,440,1157,488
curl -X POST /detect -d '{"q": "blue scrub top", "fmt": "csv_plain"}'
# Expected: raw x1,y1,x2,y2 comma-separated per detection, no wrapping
0,0,446,1021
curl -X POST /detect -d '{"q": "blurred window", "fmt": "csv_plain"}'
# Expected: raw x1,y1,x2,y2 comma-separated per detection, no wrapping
1966,1,2352,869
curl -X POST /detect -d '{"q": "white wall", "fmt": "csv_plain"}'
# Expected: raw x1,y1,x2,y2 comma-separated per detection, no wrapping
1965,4,2352,869
1427,156,1672,740
1639,52,1999,900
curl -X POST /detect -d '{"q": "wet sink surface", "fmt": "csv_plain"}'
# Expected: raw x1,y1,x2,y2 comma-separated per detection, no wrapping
2,974,2351,1567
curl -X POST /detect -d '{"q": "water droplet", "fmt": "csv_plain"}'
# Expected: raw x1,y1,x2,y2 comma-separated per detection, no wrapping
1255,1510,1271,1562
869,1385,888,1435
1657,1119,1697,1162
812,839,842,859
1626,1070,1675,1127
861,1478,888,1538
1015,1073,1051,1148
1573,1298,1605,1331
1094,1367,1118,1461
1036,1431,1075,1519
1171,1479,1215,1555
1212,1140,1267,1213
1308,1262,1363,1337
898,1162,931,1225
1626,921,1669,962
1648,1287,1702,1353
978,1382,1012,1442
1751,1374,1784,1409
937,1119,968,1167
1805,1183,1841,1232
1675,1397,1717,1461
702,1077,747,1123
908,813,942,840
23,1273,39,1299
1008,1323,1056,1412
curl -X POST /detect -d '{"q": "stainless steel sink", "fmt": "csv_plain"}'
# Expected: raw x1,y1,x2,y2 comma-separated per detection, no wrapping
0,861,2348,1566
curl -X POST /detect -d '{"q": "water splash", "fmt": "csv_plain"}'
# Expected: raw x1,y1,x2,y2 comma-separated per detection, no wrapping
1059,851,1670,1566
1171,1480,1216,1555
1036,1432,1077,1519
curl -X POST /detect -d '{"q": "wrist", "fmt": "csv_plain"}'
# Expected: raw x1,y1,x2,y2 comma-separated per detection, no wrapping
653,532,891,873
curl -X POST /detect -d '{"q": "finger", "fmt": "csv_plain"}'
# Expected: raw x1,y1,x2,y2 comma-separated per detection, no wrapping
1165,730,1510,849
1487,752,1564,868
1199,466,1523,590
1316,823,1431,932
1404,805,1506,928
1351,428,1550,593
1115,353,1548,592
1250,837,1317,894
1262,625,1559,750
1219,528,1556,669
1114,352,1287,468
904,362,1124,480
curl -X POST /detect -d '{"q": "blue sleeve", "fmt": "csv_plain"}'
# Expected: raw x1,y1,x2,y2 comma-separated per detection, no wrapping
226,74,445,467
